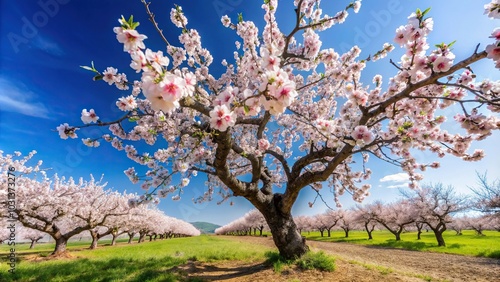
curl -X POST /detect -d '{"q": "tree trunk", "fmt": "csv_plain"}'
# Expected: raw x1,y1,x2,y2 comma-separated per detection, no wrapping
416,222,423,240
52,237,68,255
327,229,331,237
29,240,36,249
138,232,146,243
111,234,118,246
259,227,263,236
394,231,401,241
90,237,98,249
344,229,349,238
89,230,98,249
434,230,446,247
365,223,373,240
127,232,135,244
432,225,446,247
260,204,309,260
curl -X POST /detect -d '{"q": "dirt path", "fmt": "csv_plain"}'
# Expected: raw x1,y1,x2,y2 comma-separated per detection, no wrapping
185,236,500,282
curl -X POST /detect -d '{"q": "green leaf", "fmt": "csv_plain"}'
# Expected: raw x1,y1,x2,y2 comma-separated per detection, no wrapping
422,7,431,17
80,65,94,71
238,13,243,23
93,74,103,81
243,105,250,114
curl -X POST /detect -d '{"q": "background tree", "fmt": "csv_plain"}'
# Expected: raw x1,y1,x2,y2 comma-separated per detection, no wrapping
402,184,468,246
338,210,358,238
465,215,492,236
354,205,379,240
294,215,312,235
449,216,468,235
470,172,500,217
244,209,268,236
20,227,47,249
372,201,416,241
58,1,500,259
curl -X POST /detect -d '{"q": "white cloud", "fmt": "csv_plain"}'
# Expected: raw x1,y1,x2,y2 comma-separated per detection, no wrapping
379,173,408,183
32,35,64,57
386,183,409,189
0,77,50,119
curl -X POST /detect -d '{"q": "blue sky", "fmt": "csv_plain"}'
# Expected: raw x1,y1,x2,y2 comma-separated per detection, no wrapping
1,0,499,225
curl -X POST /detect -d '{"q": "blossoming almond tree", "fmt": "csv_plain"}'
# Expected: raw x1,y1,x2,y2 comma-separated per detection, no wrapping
58,1,500,258
0,151,132,255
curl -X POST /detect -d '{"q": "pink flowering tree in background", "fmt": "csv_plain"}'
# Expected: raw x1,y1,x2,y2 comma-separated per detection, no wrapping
470,172,500,217
0,151,132,255
401,184,468,246
294,215,313,234
244,209,268,236
58,0,500,258
20,227,47,249
354,204,380,240
337,210,358,238
370,200,417,241
0,218,12,244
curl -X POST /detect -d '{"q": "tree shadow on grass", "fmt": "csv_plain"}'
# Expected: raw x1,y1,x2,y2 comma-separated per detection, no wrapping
0,256,190,282
174,260,269,281
369,240,430,251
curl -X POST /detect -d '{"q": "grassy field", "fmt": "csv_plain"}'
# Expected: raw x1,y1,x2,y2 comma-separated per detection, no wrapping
0,230,498,281
303,229,500,258
0,236,274,282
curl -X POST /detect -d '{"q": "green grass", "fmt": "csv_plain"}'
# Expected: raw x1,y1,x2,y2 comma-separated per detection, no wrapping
303,229,500,258
264,250,335,273
295,251,335,271
0,235,274,282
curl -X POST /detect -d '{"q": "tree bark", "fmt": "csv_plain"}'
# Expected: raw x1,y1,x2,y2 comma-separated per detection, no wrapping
259,196,309,260
29,240,36,249
434,230,446,247
111,234,118,246
364,223,373,240
127,232,135,244
431,224,447,247
89,230,99,249
343,229,349,238
52,237,68,255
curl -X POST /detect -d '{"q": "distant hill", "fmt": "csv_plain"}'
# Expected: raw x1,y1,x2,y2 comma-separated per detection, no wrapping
190,222,221,234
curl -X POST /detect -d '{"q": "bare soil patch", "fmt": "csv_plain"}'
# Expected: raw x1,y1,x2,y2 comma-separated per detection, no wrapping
181,236,500,282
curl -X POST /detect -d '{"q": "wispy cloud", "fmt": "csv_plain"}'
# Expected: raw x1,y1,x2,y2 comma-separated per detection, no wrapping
0,77,51,119
386,183,409,189
379,173,408,183
32,35,65,57
379,172,409,189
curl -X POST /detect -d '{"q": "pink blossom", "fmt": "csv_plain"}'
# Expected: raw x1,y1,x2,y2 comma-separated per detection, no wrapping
484,1,500,19
486,43,500,61
116,29,147,52
209,105,236,132
102,67,118,85
432,56,452,72
81,109,99,124
352,125,374,144
116,95,137,111
56,123,78,139
258,139,270,151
